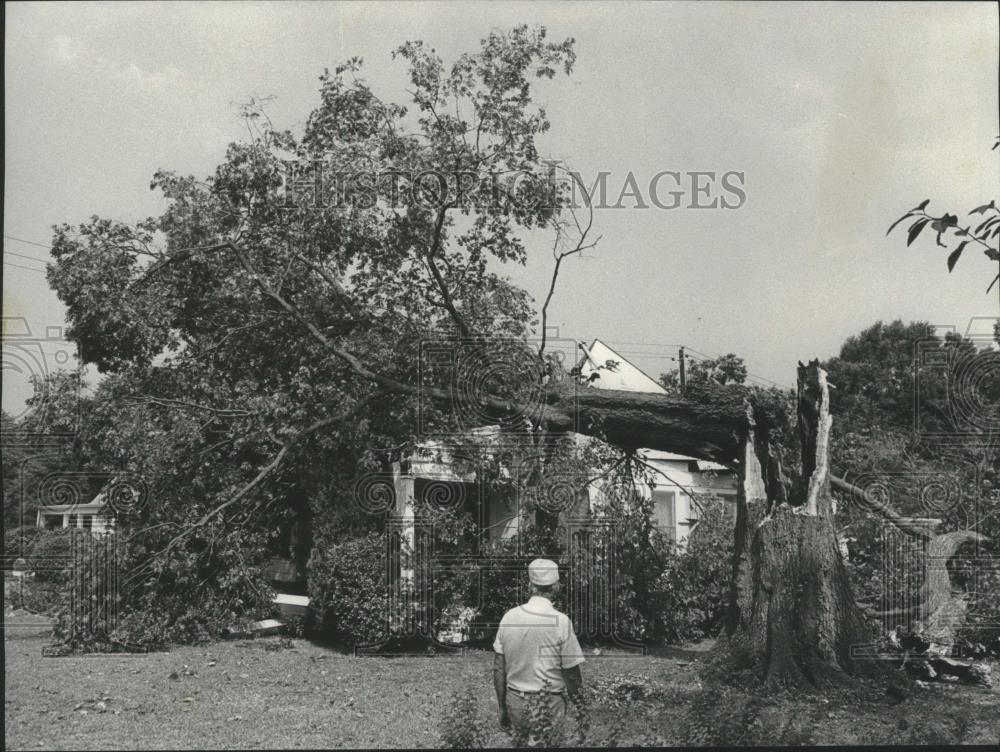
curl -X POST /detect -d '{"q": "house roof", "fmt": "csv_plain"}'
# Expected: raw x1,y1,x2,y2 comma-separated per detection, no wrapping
37,483,130,515
576,339,667,394
37,503,107,514
639,449,731,472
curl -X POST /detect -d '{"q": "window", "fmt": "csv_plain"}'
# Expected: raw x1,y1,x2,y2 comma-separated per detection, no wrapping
81,515,93,530
651,490,676,539
718,492,738,522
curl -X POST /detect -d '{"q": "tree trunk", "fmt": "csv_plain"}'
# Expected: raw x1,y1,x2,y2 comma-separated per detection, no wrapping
722,361,883,688
730,506,878,687
542,381,748,464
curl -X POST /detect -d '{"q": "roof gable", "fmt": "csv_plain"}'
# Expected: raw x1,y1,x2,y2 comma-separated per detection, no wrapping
576,339,667,394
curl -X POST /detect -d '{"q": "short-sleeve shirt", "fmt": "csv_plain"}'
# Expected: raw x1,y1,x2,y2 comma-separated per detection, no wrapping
493,596,585,692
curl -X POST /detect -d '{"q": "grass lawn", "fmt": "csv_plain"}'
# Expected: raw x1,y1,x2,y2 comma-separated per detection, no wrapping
5,617,999,749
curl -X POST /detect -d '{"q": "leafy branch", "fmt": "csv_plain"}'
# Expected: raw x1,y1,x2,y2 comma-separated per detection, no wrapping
888,197,1000,304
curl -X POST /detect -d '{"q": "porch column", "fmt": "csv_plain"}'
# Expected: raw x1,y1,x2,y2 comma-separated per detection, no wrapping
392,464,416,588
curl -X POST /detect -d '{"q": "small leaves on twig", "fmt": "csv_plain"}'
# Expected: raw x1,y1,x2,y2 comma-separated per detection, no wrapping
947,241,969,272
906,218,929,246
888,183,1000,296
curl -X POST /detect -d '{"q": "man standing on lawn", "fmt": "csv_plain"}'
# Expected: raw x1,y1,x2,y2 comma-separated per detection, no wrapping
493,558,585,738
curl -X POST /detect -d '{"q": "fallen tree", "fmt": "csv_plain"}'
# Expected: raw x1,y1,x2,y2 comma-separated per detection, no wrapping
45,27,992,684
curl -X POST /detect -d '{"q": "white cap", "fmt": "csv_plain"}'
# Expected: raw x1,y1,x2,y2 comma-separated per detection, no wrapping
528,558,559,586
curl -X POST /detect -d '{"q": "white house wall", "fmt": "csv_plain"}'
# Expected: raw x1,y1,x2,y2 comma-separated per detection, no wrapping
586,456,736,545
35,503,114,534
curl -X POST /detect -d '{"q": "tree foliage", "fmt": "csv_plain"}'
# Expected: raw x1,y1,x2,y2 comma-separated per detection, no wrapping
2,372,98,529
887,145,1000,305
42,26,596,641
659,353,748,391
821,320,1000,656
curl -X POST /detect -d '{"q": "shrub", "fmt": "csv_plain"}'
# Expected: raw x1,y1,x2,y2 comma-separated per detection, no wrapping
4,527,73,584
108,595,248,647
953,547,1000,659
566,492,667,645
461,499,732,649
843,516,1000,659
308,530,429,648
510,679,633,748
6,580,65,616
96,524,274,649
4,528,73,616
564,491,732,647
516,688,566,748
3,526,41,559
307,487,733,651
680,683,766,746
586,673,665,709
646,502,733,643
465,526,550,644
438,690,490,748
841,517,922,624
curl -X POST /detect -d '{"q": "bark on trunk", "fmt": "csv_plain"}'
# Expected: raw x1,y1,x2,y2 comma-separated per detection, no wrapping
542,381,748,464
735,506,877,687
722,361,883,688
917,530,987,646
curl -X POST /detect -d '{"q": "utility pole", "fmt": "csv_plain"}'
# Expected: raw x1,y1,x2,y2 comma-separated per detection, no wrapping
678,346,686,390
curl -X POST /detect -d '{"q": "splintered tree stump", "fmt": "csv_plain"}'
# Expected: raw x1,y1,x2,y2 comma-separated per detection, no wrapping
742,508,875,687
722,360,885,688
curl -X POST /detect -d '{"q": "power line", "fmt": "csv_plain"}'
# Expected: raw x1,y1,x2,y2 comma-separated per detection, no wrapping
683,346,782,387
591,340,688,349
4,235,53,250
681,346,718,361
577,340,780,388
611,351,689,360
3,261,48,274
593,345,782,387
5,250,49,264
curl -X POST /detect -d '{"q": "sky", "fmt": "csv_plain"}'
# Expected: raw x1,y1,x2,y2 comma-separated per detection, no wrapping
3,1,998,417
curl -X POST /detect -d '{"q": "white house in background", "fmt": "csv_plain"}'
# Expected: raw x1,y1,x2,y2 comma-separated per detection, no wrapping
36,493,114,534
391,339,738,557
576,339,737,544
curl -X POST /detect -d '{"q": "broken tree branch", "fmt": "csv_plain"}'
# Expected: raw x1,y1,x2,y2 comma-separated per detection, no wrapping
124,390,386,583
829,475,935,541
